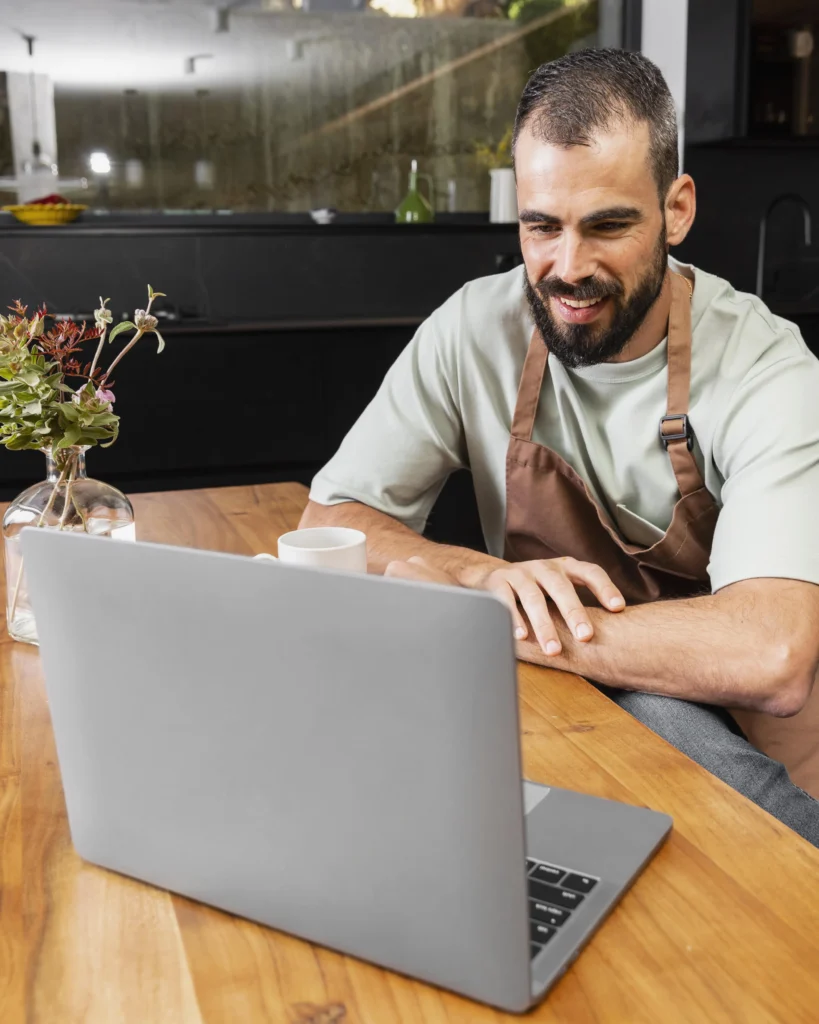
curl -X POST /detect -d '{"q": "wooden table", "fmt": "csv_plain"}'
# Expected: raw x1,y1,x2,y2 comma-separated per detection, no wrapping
2,483,819,1024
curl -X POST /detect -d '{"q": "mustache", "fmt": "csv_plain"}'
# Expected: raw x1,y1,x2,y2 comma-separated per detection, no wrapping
534,276,625,302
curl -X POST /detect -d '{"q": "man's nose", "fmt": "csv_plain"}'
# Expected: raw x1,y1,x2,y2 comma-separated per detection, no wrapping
551,232,598,285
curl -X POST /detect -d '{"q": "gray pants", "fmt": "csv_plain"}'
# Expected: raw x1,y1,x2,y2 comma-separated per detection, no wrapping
595,685,819,848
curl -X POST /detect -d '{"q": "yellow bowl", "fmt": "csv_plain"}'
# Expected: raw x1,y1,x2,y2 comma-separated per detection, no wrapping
2,204,87,226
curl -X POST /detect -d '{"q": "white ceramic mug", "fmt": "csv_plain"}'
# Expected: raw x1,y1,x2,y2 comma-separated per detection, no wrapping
254,526,367,573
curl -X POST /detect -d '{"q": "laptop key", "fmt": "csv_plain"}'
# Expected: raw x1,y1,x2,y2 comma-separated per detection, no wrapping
526,858,538,873
530,863,565,885
530,922,557,945
530,900,570,927
562,872,598,894
530,944,543,959
528,878,585,910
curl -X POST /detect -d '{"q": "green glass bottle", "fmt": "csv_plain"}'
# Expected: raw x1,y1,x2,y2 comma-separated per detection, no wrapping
395,160,434,224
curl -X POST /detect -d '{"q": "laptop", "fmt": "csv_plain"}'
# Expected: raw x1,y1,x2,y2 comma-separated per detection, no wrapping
22,529,672,1013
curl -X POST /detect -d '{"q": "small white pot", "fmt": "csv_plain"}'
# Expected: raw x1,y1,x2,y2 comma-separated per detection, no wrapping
489,167,518,223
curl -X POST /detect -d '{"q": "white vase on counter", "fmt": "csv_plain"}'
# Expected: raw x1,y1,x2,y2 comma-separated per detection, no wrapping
489,168,518,224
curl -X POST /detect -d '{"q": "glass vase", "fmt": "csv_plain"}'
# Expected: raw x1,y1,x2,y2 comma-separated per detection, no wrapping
2,446,135,645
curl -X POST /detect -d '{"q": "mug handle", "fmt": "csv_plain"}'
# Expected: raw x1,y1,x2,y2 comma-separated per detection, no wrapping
253,552,278,562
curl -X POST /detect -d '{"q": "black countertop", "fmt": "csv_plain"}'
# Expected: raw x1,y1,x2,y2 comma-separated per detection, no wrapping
0,211,519,238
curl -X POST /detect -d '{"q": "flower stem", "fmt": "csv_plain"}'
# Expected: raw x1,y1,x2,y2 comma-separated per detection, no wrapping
88,324,108,380
8,456,71,625
101,329,143,384
58,456,77,531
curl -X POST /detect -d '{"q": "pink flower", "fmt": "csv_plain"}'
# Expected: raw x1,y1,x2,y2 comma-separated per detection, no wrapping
95,388,116,406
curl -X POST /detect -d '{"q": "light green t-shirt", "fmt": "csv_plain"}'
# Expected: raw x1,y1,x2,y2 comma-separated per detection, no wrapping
310,258,819,593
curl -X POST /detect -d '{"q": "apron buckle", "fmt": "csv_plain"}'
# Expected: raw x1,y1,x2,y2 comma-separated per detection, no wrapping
660,414,693,451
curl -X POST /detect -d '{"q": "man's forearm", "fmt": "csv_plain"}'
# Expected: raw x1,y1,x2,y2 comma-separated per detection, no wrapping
517,583,815,718
299,499,505,577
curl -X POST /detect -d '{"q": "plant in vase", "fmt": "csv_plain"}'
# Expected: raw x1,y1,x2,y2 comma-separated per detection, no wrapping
474,126,517,224
0,286,167,644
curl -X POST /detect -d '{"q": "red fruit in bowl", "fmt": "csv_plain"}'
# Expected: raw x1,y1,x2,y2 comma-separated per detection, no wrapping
29,194,71,206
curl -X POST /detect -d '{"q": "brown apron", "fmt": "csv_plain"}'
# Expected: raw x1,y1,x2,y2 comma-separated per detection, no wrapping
504,271,819,798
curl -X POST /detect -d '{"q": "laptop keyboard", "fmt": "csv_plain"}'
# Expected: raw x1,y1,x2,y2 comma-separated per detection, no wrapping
526,858,599,959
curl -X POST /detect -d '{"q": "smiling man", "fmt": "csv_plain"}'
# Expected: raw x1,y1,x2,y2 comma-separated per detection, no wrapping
301,50,819,844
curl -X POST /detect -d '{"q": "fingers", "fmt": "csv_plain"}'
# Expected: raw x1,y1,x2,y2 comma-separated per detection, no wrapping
531,563,592,644
406,556,459,586
560,557,625,612
481,558,625,657
385,556,624,661
490,581,531,643
384,559,427,581
489,573,560,655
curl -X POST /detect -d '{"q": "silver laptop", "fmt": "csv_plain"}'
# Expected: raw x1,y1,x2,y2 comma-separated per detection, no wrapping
22,529,672,1013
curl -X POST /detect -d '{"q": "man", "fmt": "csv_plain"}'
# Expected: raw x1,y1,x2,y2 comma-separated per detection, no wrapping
301,50,819,845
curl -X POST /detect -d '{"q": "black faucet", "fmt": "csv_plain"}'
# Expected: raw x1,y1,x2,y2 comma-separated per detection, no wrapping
756,193,812,298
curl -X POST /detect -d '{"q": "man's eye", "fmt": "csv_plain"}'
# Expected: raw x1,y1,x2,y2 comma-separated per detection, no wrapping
531,224,559,234
596,222,629,232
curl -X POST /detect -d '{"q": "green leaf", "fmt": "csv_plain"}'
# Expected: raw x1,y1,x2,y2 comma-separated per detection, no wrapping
0,380,24,396
147,285,166,300
5,432,36,450
57,403,80,423
54,426,81,451
89,412,119,426
76,426,114,441
17,368,41,387
21,400,42,417
57,383,76,394
109,320,136,343
154,330,165,354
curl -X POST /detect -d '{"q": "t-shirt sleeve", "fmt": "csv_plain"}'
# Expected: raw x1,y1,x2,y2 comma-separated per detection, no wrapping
309,296,467,533
708,340,819,592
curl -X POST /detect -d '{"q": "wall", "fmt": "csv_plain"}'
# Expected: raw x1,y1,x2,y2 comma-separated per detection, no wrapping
640,0,689,158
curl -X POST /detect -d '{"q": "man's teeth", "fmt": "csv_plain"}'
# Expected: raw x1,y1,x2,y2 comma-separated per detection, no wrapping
559,296,603,308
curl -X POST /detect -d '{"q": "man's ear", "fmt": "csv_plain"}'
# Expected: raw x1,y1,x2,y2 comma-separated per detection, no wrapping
665,174,696,247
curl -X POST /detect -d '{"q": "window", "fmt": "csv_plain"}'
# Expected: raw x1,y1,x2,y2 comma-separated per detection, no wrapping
1,0,601,213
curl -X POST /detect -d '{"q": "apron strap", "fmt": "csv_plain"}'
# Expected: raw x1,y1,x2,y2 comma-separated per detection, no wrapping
510,327,549,442
661,272,706,498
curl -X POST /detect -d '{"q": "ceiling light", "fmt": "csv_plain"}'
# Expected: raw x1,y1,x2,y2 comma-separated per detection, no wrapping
89,151,111,175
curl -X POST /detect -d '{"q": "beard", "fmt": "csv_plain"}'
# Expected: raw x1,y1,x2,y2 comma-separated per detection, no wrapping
524,226,668,369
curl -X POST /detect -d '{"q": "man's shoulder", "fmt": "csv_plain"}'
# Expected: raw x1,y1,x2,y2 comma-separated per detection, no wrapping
688,261,814,382
428,265,531,351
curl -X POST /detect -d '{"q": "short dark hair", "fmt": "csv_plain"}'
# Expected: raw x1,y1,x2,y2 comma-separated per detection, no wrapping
513,49,679,202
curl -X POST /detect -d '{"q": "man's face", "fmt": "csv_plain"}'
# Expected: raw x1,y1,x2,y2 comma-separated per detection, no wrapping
515,121,669,368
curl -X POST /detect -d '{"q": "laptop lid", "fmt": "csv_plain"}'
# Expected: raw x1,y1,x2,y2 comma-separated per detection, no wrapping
22,529,533,1012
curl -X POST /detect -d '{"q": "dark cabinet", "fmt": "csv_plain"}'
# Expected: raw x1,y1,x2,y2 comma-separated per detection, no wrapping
0,218,517,549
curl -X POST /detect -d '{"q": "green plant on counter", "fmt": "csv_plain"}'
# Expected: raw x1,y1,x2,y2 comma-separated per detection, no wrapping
507,0,572,23
474,126,514,171
0,285,166,456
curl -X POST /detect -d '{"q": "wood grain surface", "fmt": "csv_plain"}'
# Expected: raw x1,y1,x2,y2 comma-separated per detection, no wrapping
1,482,818,1024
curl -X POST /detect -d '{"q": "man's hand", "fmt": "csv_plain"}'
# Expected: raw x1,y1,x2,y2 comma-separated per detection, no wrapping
458,558,625,655
385,554,625,658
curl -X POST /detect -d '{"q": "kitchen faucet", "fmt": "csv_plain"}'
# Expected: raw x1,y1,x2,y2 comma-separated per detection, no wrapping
756,193,812,298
